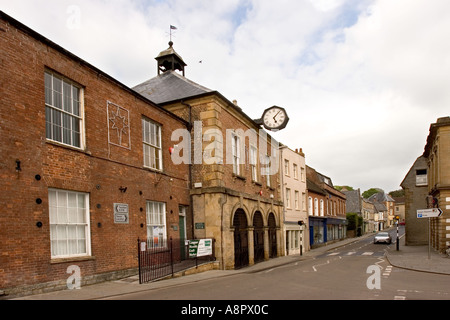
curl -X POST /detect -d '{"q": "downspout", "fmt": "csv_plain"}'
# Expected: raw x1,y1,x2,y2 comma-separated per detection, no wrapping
181,100,195,239
220,192,228,269
280,146,286,255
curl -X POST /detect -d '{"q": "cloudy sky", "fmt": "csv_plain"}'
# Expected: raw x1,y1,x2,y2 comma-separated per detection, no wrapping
2,0,449,193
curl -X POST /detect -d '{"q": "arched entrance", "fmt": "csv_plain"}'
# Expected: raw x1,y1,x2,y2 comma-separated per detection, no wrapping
233,209,249,269
253,211,265,263
268,213,277,258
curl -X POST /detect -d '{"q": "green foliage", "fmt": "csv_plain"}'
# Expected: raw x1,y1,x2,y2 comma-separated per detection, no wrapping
346,212,363,230
388,189,405,198
362,188,383,199
335,185,354,191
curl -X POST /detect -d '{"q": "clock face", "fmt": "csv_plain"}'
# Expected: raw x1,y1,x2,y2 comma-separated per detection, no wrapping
262,106,289,131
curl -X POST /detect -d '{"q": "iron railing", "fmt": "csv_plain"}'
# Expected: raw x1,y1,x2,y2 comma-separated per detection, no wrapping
137,237,215,284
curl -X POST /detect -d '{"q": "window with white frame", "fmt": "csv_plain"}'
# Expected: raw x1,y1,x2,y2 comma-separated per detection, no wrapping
295,190,299,210
264,155,271,187
286,188,291,208
302,192,306,211
314,198,319,216
320,199,324,216
48,189,90,258
293,164,298,179
284,159,289,176
142,118,162,170
250,145,258,182
308,197,313,215
146,201,167,245
232,133,241,175
45,71,83,148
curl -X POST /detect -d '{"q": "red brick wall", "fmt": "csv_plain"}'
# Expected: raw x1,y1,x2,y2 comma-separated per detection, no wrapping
0,14,190,290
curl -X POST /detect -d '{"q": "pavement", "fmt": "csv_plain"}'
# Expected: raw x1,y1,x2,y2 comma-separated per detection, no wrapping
10,232,450,300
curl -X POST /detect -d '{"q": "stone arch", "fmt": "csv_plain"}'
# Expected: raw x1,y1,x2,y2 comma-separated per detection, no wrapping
253,211,265,263
232,208,249,269
268,212,278,258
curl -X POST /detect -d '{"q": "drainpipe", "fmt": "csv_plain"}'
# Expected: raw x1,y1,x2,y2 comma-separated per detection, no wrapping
181,100,195,239
280,146,286,255
220,192,228,269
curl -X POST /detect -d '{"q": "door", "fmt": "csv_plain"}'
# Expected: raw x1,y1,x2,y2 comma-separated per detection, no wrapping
179,206,187,260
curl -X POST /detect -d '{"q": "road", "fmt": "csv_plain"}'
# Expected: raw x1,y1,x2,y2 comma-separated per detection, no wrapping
104,227,450,301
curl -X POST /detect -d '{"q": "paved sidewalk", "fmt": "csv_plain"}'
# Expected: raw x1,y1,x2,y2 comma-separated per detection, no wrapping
385,236,450,275
11,233,450,300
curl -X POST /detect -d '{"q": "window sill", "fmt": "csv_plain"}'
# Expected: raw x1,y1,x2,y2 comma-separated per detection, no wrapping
233,174,246,181
46,140,90,155
51,256,96,264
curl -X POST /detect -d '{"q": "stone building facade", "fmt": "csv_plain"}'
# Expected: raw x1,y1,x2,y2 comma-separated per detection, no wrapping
133,42,284,270
400,156,429,245
424,117,450,252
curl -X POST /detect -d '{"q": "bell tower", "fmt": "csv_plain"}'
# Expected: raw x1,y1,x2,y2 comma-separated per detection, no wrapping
155,41,187,76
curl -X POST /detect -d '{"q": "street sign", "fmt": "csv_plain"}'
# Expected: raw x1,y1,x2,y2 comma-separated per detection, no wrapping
417,208,443,218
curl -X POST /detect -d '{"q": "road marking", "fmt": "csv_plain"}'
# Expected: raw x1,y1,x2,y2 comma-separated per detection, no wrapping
394,296,406,300
361,252,374,256
346,252,356,255
312,260,330,272
327,252,339,256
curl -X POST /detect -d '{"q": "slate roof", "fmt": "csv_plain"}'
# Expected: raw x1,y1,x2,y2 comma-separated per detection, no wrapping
368,192,395,203
133,71,214,105
343,189,361,213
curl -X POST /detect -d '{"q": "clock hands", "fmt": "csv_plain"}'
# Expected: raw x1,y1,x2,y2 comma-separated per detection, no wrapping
273,110,281,123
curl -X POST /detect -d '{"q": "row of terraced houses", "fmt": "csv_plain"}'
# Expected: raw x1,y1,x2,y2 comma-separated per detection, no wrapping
7,11,442,297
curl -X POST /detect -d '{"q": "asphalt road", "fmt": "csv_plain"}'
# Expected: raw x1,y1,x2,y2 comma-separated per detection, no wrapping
104,227,450,301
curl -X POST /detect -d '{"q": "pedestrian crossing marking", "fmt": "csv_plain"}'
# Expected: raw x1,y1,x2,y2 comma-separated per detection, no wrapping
324,251,380,257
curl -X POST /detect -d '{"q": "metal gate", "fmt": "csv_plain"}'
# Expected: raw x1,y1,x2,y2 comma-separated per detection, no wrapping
137,238,175,284
137,237,215,284
233,209,249,269
253,212,265,263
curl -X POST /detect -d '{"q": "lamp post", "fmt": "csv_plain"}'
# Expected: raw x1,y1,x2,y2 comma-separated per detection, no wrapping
298,221,304,256
395,215,400,251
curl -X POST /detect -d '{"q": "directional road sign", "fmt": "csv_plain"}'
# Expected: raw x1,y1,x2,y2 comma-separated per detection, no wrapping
417,208,443,218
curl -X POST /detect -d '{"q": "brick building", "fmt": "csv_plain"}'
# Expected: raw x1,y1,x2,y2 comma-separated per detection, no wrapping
306,166,347,247
0,12,190,296
133,41,284,270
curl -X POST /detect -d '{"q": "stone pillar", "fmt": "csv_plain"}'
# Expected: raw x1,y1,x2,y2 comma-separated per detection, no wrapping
248,226,254,266
263,226,269,260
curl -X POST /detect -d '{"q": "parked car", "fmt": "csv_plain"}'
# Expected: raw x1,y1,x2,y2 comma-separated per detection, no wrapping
374,232,392,244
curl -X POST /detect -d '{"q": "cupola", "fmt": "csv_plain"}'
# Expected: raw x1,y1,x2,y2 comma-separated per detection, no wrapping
155,41,187,76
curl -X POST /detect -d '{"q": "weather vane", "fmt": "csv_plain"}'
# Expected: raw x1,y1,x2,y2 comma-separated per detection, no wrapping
169,25,177,43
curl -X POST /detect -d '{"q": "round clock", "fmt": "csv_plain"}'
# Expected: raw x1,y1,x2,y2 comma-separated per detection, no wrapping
261,106,289,131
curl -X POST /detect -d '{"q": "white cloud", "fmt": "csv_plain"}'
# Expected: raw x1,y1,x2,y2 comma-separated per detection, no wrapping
2,0,449,193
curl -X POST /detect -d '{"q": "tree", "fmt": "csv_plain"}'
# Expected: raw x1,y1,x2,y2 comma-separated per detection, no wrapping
335,185,354,191
362,188,383,199
346,212,363,235
389,189,405,198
